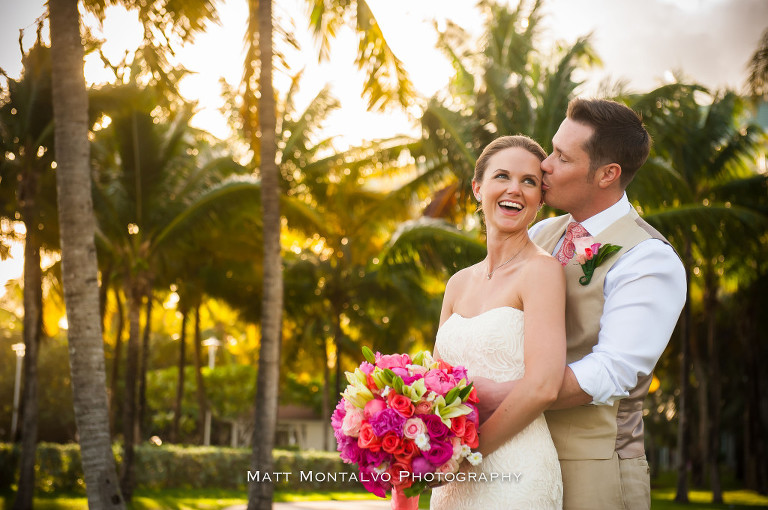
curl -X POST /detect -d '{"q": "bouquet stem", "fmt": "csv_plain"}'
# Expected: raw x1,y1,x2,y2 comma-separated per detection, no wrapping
391,486,419,510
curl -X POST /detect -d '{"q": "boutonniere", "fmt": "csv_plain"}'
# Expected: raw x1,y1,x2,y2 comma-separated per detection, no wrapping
573,237,622,285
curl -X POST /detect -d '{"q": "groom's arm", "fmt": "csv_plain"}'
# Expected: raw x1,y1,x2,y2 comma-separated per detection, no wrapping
549,367,591,409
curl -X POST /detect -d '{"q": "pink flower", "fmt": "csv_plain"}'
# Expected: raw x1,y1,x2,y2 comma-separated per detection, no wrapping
370,408,406,437
450,415,467,437
364,398,387,420
414,400,433,415
424,369,454,395
450,436,463,460
574,237,602,262
423,439,454,466
341,407,364,436
375,353,411,370
407,364,427,376
359,361,375,375
422,414,451,441
402,417,427,439
387,392,415,418
437,458,460,475
410,456,435,478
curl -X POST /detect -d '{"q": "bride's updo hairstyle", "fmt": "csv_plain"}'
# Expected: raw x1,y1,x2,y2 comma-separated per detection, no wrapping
473,135,547,184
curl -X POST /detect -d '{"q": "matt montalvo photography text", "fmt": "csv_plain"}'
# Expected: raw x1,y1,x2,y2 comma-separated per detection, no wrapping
246,470,523,484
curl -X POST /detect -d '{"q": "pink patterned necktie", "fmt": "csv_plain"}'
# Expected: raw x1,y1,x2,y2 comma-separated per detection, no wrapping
555,221,590,266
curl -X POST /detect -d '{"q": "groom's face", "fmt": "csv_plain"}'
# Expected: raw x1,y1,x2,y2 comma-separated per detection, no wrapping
541,118,597,220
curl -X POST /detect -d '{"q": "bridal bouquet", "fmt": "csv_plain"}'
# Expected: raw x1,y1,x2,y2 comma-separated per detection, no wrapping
331,346,482,501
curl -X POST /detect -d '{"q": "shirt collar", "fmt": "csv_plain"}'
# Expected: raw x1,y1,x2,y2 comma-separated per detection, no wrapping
572,193,632,237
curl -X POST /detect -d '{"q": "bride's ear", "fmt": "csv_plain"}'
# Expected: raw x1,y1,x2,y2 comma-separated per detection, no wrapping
472,180,481,202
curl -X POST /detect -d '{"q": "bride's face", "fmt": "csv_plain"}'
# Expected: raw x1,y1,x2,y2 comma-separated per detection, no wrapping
472,147,543,233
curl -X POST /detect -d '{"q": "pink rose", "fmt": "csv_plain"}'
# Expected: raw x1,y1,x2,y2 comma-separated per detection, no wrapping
357,422,382,452
424,369,454,395
437,458,460,475
395,439,418,462
450,415,467,437
463,421,478,448
414,400,433,415
364,398,387,420
450,436,463,460
402,417,427,439
387,392,415,418
341,407,364,436
573,237,600,261
375,353,411,370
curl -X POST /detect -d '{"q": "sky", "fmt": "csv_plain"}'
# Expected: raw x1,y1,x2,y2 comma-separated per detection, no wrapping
1,0,767,287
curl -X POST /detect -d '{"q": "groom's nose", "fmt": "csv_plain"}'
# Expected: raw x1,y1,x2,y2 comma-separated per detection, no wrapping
541,155,554,173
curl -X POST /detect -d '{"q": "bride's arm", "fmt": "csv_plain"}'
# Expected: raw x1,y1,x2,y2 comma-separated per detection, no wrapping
476,254,566,457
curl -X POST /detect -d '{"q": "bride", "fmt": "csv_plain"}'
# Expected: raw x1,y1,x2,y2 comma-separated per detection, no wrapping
430,135,565,509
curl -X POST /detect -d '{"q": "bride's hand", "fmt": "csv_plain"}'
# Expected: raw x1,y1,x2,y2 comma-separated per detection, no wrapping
472,377,517,424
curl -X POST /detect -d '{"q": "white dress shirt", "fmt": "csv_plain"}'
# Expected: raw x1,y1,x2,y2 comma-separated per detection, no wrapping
529,194,687,405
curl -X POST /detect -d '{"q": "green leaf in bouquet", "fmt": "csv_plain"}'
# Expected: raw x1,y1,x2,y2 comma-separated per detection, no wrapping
411,350,425,366
402,480,428,498
459,382,474,400
444,386,460,404
362,346,376,364
393,375,405,393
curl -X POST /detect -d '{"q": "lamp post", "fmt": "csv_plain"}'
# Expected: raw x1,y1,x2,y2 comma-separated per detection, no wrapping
11,342,26,440
202,337,221,446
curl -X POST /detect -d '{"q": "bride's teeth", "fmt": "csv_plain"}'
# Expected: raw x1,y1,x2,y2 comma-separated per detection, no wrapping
500,201,523,210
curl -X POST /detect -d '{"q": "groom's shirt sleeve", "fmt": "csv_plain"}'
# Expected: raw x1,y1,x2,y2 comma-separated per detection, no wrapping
569,239,686,405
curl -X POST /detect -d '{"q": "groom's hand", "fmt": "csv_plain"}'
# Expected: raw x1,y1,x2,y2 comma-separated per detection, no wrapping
472,377,516,424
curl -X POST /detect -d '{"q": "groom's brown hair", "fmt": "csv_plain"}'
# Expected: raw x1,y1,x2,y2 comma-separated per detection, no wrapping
567,98,651,188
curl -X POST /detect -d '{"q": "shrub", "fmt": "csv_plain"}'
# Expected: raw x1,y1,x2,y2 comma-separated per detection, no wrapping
0,443,358,494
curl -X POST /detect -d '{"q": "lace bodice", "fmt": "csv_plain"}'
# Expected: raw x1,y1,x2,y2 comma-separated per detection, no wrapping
430,307,563,509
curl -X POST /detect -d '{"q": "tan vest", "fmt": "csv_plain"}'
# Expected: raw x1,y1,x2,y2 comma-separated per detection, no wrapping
533,208,672,460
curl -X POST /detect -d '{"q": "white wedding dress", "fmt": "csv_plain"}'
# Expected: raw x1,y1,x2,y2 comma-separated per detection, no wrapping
430,307,563,509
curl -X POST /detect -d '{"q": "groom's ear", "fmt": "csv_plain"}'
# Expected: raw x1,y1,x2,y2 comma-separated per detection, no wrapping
596,163,621,189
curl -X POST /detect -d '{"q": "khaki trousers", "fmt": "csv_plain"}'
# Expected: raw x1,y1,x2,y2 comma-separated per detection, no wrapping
559,453,650,510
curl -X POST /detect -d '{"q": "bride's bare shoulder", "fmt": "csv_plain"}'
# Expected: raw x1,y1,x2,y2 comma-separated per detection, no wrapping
445,263,480,293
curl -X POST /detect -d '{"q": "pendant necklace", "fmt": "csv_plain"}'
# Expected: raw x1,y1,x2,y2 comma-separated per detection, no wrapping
486,242,528,280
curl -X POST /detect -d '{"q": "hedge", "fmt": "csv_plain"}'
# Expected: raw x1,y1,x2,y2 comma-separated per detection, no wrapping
0,443,358,494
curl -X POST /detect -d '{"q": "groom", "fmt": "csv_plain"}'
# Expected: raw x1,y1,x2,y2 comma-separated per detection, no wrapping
475,98,686,509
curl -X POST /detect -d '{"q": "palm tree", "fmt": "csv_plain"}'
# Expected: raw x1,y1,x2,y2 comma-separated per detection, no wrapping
242,1,416,507
410,0,599,221
48,0,125,507
0,36,60,508
90,82,260,500
629,84,768,503
305,0,414,111
747,28,768,99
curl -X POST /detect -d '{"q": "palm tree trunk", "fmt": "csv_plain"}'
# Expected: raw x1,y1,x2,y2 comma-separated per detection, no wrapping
704,273,723,503
249,0,282,508
172,308,188,443
12,215,42,510
110,287,125,431
740,283,768,493
322,337,330,451
193,304,207,442
674,246,692,503
137,288,153,441
120,283,142,501
691,317,709,489
48,0,125,506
